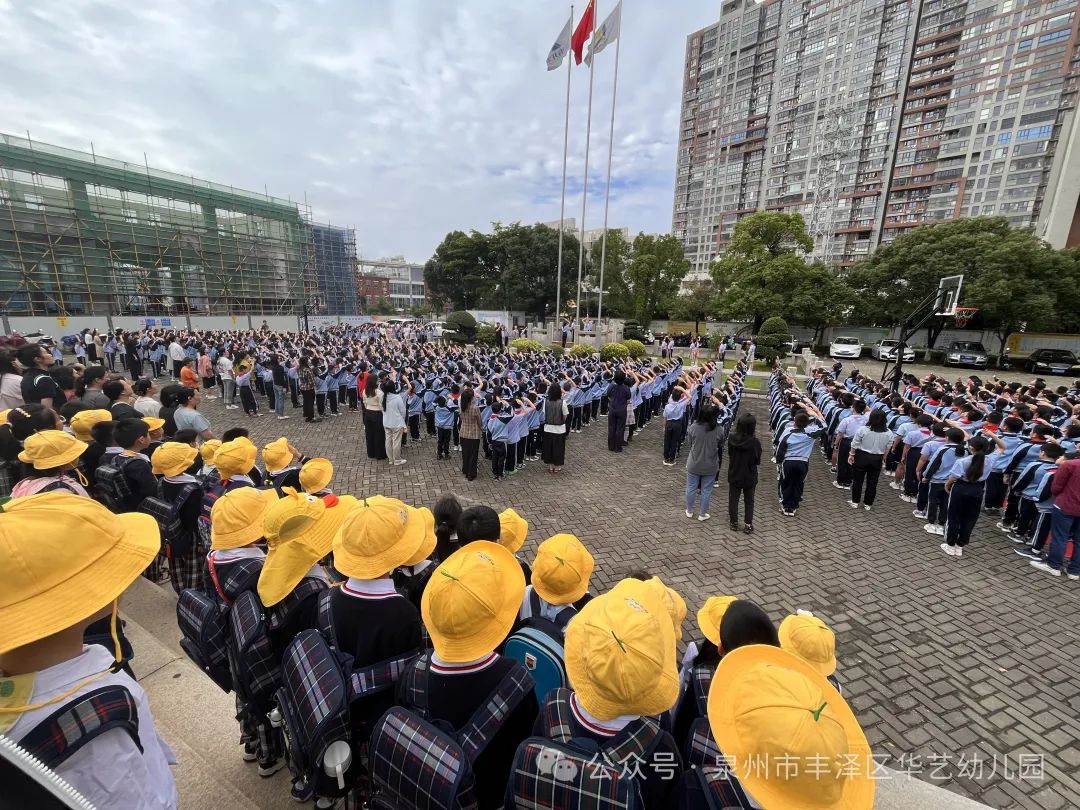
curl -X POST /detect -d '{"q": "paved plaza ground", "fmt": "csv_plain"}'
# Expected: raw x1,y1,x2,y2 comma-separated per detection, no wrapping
194,389,1080,809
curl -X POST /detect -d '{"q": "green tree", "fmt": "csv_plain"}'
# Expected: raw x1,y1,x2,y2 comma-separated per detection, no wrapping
487,223,580,319
1056,247,1080,333
424,230,495,310
371,297,395,315
785,262,853,346
623,233,691,324
444,310,478,343
668,279,718,335
847,216,1023,348
589,230,633,318
755,315,790,366
711,212,815,333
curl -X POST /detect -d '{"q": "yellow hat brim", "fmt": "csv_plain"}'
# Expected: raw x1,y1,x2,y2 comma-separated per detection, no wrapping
401,507,437,567
421,540,525,663
0,510,160,654
18,441,87,470
210,488,279,550
531,574,589,606
778,617,837,677
333,503,434,579
707,645,875,810
152,446,199,478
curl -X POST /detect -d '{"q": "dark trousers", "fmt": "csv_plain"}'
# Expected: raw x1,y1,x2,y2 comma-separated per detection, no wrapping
240,386,258,414
128,357,141,381
266,384,275,411
570,406,582,431
1031,510,1052,551
903,451,920,496
835,438,854,485
437,427,452,459
728,483,755,525
850,452,883,506
516,438,527,468
461,437,480,480
1046,507,1080,575
926,482,948,525
984,471,1006,511
1003,490,1022,526
663,421,684,463
327,389,339,414
504,438,516,473
290,378,300,407
600,395,609,416
425,411,436,436
945,482,985,547
780,460,809,511
608,410,626,452
316,392,326,416
491,440,506,478
338,386,348,410
885,441,903,473
1016,497,1038,537
347,387,358,411
916,479,931,512
408,414,421,440
173,359,184,379
302,389,315,420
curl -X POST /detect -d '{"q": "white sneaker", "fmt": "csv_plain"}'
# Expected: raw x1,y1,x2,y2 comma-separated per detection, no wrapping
832,481,849,490
849,501,859,509
912,510,927,519
863,504,872,511
955,546,963,556
889,482,902,490
698,513,711,522
940,543,956,556
277,415,290,420
685,510,694,519
394,459,407,466
1068,574,1079,581
1030,560,1061,576
995,521,1012,532
923,524,944,536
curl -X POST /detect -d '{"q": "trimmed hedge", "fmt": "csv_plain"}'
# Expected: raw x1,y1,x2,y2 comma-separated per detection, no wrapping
600,342,630,362
510,338,544,353
569,344,594,359
622,339,646,359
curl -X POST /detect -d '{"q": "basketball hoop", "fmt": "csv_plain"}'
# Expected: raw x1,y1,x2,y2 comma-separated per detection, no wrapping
953,307,978,328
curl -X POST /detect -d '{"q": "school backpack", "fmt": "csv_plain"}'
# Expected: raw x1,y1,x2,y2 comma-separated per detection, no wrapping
267,576,328,636
227,591,281,708
503,589,576,703
92,455,133,511
16,685,141,770
368,653,534,810
274,625,420,802
139,481,200,559
683,664,722,769
506,688,663,810
197,480,227,551
176,589,233,692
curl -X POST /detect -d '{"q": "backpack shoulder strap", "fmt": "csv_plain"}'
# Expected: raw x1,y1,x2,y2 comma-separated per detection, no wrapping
456,659,534,764
541,687,577,745
316,587,336,641
19,685,141,769
528,587,542,619
405,652,432,718
207,555,231,607
348,648,422,700
603,715,662,766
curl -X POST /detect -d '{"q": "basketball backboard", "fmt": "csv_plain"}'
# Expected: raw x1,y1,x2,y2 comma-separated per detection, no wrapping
936,274,963,316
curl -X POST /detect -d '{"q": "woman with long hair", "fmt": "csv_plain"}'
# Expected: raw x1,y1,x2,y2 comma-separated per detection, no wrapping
381,379,407,466
458,386,482,481
0,349,24,409
942,434,1001,557
727,411,762,533
686,403,721,521
848,408,893,511
432,494,462,562
362,373,387,460
542,381,570,473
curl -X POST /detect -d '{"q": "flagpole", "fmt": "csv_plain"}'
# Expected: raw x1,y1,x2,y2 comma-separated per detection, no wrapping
596,15,620,326
574,0,598,333
555,5,573,336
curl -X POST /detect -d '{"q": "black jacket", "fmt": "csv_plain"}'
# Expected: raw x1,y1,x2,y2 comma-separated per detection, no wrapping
726,434,762,487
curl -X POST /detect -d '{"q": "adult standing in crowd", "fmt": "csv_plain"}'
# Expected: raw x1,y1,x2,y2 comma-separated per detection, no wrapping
542,381,569,473
1034,455,1080,578
79,365,110,409
173,387,215,441
83,328,97,362
197,346,216,399
217,349,237,409
103,332,117,370
270,355,289,420
123,330,142,381
0,350,24,409
727,411,761,533
362,375,387,460
459,385,482,481
18,343,59,409
103,378,139,420
133,378,161,417
685,402,721,522
606,370,631,452
848,408,892,511
168,334,186,381
382,379,407,466
298,356,318,423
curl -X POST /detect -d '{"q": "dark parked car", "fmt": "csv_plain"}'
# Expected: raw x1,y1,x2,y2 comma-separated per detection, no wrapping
1024,348,1080,375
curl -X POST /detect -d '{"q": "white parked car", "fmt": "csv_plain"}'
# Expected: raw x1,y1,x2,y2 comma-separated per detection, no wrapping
829,336,863,359
872,339,915,362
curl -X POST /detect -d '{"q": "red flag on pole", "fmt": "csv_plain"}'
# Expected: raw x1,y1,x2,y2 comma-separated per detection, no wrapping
571,0,595,65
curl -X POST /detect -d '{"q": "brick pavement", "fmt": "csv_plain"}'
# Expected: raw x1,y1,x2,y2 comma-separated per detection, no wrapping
196,391,1079,809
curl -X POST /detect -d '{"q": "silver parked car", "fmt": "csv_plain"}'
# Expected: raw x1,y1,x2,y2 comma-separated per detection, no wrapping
871,339,915,362
943,341,989,369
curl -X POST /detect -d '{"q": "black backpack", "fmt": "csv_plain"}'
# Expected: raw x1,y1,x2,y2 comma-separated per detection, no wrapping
18,685,141,769
139,481,200,559
92,455,133,511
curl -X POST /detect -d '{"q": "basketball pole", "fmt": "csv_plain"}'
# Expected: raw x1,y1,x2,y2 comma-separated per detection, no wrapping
884,288,950,393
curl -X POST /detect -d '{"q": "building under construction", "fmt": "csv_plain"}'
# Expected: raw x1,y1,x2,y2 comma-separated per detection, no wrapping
0,133,358,318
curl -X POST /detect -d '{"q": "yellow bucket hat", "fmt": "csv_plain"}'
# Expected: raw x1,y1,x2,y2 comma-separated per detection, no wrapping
69,409,112,441
142,416,166,433
0,493,159,653
262,437,293,474
333,496,436,579
531,533,594,605
642,576,687,642
215,437,257,479
18,430,87,470
565,578,680,720
498,507,528,553
299,457,334,493
200,439,222,463
258,491,359,607
210,486,278,550
708,645,874,810
421,540,525,663
0,409,9,426
697,595,739,648
151,442,199,477
779,613,838,677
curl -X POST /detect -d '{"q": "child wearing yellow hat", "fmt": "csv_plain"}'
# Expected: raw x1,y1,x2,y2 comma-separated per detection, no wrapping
214,436,259,490
299,457,334,497
0,493,178,809
196,438,222,485
403,540,536,810
457,505,533,583
695,645,874,810
68,409,112,476
142,416,166,460
12,430,90,498
519,533,595,628
151,441,205,594
329,496,432,738
262,436,308,493
779,610,841,693
519,577,684,809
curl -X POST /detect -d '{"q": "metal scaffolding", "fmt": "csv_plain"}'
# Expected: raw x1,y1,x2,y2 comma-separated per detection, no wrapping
0,132,317,318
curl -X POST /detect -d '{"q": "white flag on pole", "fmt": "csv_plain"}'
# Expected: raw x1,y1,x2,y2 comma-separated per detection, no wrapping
585,1,621,65
547,15,573,71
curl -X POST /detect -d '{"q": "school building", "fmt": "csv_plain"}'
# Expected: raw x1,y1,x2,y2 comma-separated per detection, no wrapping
0,132,359,321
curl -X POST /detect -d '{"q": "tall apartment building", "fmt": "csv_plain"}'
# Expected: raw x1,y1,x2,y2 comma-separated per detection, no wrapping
673,0,1080,277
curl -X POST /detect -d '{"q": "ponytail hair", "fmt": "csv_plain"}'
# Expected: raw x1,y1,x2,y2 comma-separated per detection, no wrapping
431,494,462,562
946,427,966,456
966,435,989,482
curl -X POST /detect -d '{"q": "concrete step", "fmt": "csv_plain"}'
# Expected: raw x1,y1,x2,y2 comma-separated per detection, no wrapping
120,577,989,810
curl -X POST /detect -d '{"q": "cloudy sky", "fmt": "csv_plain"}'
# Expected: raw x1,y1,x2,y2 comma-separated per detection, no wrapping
0,0,714,262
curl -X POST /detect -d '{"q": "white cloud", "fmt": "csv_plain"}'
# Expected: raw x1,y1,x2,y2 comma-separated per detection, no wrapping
0,0,715,261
